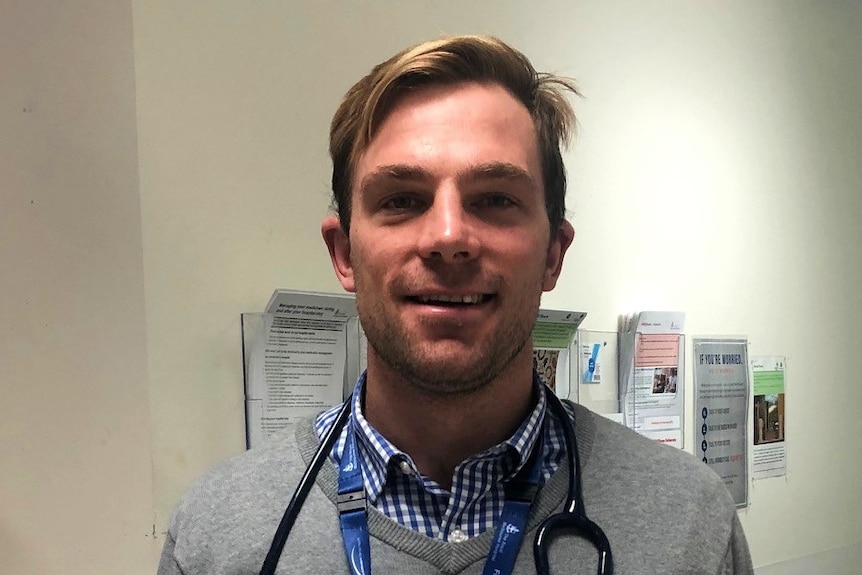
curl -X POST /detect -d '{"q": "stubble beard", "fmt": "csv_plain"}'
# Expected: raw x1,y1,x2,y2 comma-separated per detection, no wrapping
356,275,543,398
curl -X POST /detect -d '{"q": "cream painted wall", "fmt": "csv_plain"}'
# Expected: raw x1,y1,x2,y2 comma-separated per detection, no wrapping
2,1,860,573
133,1,862,571
0,0,158,573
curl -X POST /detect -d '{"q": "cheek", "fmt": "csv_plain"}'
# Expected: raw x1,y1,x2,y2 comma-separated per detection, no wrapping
499,234,548,265
348,240,389,283
507,244,555,288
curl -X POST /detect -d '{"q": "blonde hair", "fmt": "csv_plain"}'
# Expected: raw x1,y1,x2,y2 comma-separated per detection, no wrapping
329,35,579,234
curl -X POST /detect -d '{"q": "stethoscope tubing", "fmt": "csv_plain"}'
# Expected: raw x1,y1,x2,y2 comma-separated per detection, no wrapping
260,399,352,575
534,392,613,575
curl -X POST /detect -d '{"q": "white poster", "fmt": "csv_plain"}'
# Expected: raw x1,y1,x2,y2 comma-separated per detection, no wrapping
693,339,750,508
619,312,686,448
243,291,359,448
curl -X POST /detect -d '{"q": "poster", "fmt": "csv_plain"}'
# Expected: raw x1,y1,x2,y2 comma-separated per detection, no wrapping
243,290,361,448
693,339,749,508
619,312,686,448
751,356,787,479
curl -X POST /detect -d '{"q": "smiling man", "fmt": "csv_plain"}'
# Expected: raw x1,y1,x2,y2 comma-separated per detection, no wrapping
321,80,571,490
159,36,753,575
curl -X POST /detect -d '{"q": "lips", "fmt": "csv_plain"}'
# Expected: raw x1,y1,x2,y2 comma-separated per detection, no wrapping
409,293,494,306
417,294,487,304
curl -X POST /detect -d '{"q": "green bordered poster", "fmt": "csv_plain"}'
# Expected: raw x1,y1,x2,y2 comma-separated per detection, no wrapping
751,356,787,480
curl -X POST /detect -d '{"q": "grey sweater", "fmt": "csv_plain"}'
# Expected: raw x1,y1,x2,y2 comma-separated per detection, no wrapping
159,403,753,574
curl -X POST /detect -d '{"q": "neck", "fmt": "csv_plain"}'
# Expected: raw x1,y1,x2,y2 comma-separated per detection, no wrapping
362,352,535,490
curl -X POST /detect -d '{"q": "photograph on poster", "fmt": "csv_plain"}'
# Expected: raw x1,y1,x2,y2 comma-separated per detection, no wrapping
753,393,785,444
533,349,560,392
651,367,678,394
751,356,788,479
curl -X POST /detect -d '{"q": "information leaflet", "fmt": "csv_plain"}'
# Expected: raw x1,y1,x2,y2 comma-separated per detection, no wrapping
693,338,749,508
751,356,787,480
243,291,360,448
619,312,686,448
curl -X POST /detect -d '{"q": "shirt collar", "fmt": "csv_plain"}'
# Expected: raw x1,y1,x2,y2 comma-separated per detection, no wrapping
349,371,549,503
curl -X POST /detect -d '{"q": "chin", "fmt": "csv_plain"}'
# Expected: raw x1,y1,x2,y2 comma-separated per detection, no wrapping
401,355,506,396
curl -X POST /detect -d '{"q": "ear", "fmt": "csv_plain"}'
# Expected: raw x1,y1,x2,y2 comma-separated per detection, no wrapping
542,220,574,292
321,216,356,292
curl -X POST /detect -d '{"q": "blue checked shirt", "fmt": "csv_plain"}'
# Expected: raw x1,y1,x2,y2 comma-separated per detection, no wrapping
314,372,571,542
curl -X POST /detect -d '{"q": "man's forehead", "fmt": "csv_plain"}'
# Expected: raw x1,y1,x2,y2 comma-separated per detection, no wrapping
358,81,532,145
353,82,541,182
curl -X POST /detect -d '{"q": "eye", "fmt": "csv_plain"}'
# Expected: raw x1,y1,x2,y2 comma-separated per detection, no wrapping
475,193,517,209
380,194,424,212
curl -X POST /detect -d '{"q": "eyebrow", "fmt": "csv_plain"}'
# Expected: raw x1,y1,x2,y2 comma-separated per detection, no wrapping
358,162,537,196
462,162,536,187
358,165,429,197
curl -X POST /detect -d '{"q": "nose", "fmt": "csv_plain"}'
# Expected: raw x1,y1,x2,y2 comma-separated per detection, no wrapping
417,187,480,263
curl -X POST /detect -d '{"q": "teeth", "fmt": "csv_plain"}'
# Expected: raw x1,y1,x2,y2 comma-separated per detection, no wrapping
418,294,485,304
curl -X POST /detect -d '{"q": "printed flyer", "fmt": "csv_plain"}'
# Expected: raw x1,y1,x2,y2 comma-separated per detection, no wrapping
751,356,787,480
243,290,360,448
619,312,686,448
693,338,749,508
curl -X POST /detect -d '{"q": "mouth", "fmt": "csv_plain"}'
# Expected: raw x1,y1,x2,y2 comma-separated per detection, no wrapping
408,293,495,307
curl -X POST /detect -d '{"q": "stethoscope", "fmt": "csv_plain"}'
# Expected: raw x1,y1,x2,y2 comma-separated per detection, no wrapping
260,386,613,575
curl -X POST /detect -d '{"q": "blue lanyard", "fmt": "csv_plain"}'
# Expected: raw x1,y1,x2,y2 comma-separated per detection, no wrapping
337,416,543,575
337,416,371,575
482,441,541,575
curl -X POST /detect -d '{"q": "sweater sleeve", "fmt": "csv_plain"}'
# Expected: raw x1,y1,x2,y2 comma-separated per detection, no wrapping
721,513,754,575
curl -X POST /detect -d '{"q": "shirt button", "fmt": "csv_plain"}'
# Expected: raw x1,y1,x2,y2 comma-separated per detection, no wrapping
449,529,469,543
398,459,413,476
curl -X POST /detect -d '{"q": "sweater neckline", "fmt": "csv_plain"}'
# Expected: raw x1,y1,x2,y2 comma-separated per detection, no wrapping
295,400,597,573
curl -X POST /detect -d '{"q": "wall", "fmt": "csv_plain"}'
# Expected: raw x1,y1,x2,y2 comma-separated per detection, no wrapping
0,0,159,573
2,1,860,572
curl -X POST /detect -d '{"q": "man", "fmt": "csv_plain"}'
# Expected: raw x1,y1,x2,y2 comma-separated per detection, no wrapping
159,36,753,574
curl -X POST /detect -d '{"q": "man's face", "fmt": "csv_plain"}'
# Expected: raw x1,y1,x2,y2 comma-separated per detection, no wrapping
323,82,573,395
